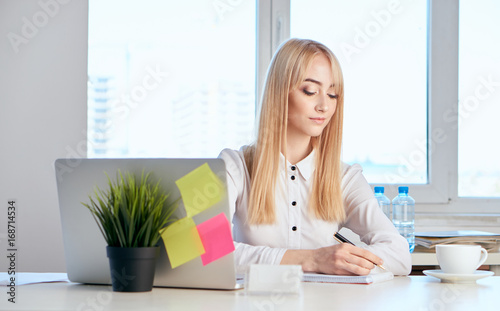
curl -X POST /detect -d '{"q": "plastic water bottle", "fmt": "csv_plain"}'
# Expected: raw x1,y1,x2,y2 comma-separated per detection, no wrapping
392,186,415,253
374,187,391,219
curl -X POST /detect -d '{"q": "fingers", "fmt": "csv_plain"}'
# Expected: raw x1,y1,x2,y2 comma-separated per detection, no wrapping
348,245,384,268
333,245,374,275
313,244,384,276
341,255,375,275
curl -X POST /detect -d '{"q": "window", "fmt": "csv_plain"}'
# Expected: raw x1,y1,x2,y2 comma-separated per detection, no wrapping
290,0,428,184
458,0,500,198
88,0,256,158
88,0,500,216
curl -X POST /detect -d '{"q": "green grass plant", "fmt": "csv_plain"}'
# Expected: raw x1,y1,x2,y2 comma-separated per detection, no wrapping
82,170,177,247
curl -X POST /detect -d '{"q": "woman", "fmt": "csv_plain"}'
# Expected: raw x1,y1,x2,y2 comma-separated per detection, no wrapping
219,38,411,276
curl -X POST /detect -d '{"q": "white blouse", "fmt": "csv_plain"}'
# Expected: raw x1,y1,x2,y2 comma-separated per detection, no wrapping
218,147,412,276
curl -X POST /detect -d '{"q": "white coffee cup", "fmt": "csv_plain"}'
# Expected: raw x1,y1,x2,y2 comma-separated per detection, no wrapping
436,244,488,274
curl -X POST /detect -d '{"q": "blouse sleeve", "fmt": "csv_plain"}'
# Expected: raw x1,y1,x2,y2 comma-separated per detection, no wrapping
218,148,287,270
340,164,412,276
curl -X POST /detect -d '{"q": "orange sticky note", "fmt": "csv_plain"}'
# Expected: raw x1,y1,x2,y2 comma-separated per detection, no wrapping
175,163,225,218
160,217,205,269
196,213,235,266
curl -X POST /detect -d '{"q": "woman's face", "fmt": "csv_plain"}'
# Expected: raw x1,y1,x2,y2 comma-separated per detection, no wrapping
287,53,337,141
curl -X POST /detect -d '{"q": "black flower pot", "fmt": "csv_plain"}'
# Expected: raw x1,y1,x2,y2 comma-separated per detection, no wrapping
106,246,159,292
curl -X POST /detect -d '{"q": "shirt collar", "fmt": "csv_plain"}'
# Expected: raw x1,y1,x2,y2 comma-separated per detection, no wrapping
280,149,316,181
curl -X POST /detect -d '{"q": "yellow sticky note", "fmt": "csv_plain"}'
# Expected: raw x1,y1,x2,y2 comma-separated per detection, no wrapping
175,163,225,218
160,218,205,269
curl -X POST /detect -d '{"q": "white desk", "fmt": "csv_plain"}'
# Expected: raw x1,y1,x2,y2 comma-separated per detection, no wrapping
3,276,500,311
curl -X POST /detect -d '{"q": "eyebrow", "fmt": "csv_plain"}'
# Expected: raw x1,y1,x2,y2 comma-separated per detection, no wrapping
304,78,334,88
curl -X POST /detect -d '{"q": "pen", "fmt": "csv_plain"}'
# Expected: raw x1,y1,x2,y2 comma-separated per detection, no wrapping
333,231,386,271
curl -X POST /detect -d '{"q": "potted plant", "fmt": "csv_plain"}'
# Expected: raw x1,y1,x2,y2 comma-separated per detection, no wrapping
82,170,177,292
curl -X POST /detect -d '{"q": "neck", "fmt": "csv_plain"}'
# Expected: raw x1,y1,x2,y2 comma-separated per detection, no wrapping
284,134,313,165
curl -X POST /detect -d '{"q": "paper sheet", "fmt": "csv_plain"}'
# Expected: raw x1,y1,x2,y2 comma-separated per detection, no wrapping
196,213,235,265
0,273,69,286
160,217,205,269
175,163,225,218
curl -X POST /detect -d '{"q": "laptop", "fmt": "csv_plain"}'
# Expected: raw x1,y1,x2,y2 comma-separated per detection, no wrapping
54,158,243,290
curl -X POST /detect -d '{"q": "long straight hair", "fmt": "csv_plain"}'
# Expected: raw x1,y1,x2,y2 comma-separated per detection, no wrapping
244,38,345,224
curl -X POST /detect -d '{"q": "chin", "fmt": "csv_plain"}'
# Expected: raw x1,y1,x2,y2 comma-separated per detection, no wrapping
309,128,327,137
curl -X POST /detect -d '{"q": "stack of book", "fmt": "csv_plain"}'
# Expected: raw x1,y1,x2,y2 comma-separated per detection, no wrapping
415,230,500,253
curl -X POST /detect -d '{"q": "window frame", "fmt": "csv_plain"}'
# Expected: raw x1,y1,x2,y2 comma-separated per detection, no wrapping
258,0,500,220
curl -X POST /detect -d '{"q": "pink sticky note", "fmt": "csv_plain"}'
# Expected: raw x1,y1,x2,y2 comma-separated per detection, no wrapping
196,213,235,266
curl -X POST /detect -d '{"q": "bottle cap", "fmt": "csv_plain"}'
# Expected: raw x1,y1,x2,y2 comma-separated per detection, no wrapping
374,186,384,193
398,186,409,194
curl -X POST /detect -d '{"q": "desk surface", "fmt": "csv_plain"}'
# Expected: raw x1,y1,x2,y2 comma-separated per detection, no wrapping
2,276,500,311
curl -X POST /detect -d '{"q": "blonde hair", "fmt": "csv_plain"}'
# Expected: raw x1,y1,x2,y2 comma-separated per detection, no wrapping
244,38,345,224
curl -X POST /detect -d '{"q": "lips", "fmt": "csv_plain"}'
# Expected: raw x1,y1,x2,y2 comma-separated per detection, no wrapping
310,117,326,124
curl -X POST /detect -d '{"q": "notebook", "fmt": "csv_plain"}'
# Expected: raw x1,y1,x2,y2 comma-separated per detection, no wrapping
54,158,243,290
303,271,394,284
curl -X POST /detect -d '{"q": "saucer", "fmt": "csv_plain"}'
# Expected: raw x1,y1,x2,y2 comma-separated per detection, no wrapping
423,270,494,283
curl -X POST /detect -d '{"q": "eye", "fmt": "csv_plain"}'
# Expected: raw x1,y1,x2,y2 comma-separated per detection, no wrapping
303,89,315,96
328,94,338,99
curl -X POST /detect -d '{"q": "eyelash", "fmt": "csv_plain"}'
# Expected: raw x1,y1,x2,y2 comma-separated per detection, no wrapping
303,89,338,99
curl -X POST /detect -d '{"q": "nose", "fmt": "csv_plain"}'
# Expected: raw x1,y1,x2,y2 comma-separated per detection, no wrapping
315,95,329,113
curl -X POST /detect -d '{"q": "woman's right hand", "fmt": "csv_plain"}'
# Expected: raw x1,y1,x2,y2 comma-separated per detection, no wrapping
282,244,384,276
309,244,383,275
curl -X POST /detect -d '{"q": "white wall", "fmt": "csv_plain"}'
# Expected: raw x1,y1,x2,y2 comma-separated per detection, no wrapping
0,0,88,272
